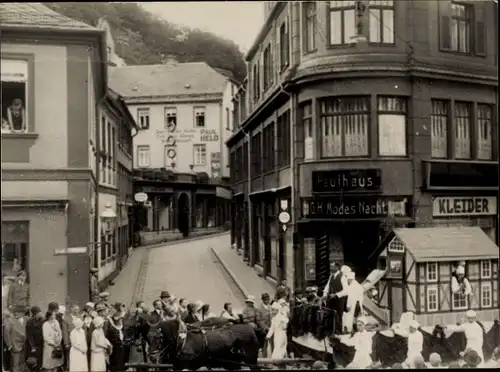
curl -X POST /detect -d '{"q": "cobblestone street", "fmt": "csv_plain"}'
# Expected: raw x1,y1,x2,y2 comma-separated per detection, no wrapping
136,233,245,314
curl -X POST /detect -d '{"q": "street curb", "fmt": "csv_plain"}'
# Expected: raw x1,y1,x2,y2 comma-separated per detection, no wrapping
130,247,150,308
210,247,251,299
142,231,230,250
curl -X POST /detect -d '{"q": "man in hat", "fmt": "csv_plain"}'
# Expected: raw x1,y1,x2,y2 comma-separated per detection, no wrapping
106,303,126,372
453,310,485,366
90,302,110,335
322,262,349,335
305,286,320,305
463,349,482,368
340,271,364,333
452,265,472,295
4,304,28,372
242,296,261,327
25,306,44,372
7,270,29,311
98,292,111,308
90,268,99,302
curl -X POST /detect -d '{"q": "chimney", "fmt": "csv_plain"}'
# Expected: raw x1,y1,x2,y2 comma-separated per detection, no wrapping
161,54,178,66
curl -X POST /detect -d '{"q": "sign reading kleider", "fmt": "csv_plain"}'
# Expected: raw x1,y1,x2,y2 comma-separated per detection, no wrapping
433,196,497,217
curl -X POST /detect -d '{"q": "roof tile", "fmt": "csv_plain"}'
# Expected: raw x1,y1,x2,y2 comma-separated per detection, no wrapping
0,3,97,31
109,62,229,98
394,227,498,263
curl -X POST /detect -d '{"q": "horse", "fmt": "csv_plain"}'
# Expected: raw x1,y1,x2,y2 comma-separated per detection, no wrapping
145,317,260,370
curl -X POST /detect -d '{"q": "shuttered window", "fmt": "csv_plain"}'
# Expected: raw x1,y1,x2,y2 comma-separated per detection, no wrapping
477,104,493,160
439,1,486,57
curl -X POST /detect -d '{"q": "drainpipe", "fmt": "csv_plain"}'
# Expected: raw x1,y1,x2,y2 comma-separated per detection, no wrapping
241,127,252,264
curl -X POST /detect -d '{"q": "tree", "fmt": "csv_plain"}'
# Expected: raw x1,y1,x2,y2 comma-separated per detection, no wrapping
43,2,246,82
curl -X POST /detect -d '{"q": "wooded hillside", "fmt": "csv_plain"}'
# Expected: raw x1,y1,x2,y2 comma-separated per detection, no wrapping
43,2,246,82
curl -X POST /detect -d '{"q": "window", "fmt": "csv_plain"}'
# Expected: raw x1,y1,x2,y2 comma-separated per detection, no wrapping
477,104,493,160
226,108,230,130
329,1,356,45
452,291,468,310
1,59,28,133
320,96,369,157
431,100,449,158
194,107,206,128
368,0,395,44
193,144,207,166
277,111,291,167
251,132,262,177
263,44,273,89
303,2,317,52
279,19,290,70
136,145,150,168
165,107,177,130
426,286,439,312
137,108,150,130
252,62,260,102
1,221,29,280
378,96,407,156
481,260,491,279
481,282,492,308
426,262,438,282
302,102,313,160
454,102,472,159
451,2,472,54
262,123,275,173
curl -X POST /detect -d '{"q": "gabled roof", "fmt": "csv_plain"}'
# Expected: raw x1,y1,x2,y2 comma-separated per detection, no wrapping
394,227,499,263
0,3,98,31
109,62,230,99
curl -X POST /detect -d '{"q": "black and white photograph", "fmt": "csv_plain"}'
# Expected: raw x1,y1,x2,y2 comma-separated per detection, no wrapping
1,1,499,371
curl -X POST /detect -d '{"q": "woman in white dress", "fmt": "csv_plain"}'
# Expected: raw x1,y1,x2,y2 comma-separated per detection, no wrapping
266,301,289,359
342,317,373,369
69,318,88,372
403,320,424,368
42,310,64,372
90,316,112,372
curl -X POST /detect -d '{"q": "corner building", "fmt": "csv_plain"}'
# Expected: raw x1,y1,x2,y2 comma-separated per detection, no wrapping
227,1,498,292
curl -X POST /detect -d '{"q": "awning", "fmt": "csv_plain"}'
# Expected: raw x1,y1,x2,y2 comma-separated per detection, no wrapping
394,226,499,263
1,198,69,210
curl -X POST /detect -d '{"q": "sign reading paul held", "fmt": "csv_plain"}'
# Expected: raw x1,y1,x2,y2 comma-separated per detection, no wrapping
301,196,409,219
432,196,497,217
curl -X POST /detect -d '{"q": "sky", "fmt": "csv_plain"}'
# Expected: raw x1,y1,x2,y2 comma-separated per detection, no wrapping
141,2,264,53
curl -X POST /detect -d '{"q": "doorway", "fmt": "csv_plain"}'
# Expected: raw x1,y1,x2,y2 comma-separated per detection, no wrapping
177,193,190,237
341,221,380,280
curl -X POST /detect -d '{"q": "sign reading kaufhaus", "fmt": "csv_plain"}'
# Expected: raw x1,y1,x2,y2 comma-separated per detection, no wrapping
301,196,408,219
433,196,497,217
312,169,382,194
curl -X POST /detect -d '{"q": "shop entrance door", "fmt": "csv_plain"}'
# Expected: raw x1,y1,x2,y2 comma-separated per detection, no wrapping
341,221,380,280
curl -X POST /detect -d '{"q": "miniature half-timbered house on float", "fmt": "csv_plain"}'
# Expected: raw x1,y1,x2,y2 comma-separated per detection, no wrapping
372,227,499,327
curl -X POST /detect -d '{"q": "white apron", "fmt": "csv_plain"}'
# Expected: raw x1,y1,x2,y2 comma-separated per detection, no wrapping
69,328,89,372
343,281,364,333
463,322,485,366
345,330,373,369
404,330,424,367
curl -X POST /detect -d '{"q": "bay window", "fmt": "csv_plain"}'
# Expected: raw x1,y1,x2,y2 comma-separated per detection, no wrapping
320,96,369,157
329,1,356,45
368,0,395,44
431,100,449,158
477,104,492,160
454,102,472,159
1,59,28,133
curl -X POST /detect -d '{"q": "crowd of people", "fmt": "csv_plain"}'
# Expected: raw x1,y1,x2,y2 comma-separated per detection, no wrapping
3,262,500,371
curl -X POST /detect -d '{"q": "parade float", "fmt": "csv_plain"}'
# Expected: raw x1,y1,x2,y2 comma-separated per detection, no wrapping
290,226,500,367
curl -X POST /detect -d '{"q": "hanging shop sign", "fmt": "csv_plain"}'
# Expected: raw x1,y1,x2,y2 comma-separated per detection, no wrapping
200,129,219,142
312,169,382,194
134,192,148,203
278,211,291,224
432,196,497,217
301,196,409,219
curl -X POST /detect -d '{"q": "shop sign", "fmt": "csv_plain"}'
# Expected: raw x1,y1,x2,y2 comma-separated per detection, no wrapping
155,129,196,143
432,196,497,217
312,169,382,194
301,196,408,219
200,129,219,142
